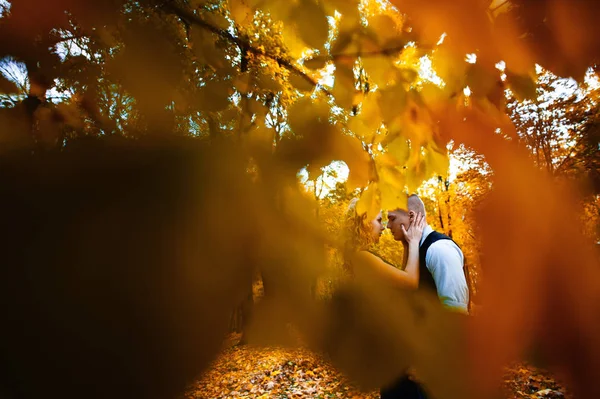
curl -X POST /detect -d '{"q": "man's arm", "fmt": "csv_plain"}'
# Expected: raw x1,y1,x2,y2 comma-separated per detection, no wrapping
426,241,469,313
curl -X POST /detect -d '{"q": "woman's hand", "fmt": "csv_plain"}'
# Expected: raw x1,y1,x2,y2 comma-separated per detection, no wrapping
401,212,425,247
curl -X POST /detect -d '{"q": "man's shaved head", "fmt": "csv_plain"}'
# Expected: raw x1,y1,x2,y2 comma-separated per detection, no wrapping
386,194,427,242
407,194,426,218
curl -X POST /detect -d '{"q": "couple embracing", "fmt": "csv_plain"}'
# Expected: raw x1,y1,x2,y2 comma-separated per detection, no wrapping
343,194,470,399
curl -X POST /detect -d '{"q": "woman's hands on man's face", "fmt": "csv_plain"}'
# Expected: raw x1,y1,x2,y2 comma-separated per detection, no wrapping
401,211,425,246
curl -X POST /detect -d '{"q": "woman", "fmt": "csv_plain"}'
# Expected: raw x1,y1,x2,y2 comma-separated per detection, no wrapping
343,198,428,399
343,198,425,289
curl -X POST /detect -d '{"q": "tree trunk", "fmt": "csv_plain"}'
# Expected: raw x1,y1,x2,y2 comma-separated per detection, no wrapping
229,304,242,333
437,196,445,231
237,289,254,345
464,260,477,314
444,178,453,239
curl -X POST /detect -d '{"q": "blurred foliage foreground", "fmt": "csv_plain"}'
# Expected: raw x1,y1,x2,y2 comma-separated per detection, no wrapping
0,0,599,399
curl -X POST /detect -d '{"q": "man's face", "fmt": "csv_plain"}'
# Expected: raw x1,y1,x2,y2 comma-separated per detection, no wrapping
387,209,411,242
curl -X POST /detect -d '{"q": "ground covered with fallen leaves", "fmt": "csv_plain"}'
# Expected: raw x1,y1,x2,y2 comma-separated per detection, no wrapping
186,334,572,399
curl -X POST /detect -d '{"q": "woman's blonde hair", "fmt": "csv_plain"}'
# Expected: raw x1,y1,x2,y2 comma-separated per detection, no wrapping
343,198,376,253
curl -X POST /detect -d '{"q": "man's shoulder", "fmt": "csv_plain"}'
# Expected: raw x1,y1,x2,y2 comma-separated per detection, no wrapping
425,234,464,259
429,230,452,240
428,238,461,251
422,230,452,247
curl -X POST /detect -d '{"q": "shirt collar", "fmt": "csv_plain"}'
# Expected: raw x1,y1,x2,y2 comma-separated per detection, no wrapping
420,224,434,247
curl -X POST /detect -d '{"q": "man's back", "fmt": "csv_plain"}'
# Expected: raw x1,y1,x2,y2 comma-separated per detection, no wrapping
418,226,469,313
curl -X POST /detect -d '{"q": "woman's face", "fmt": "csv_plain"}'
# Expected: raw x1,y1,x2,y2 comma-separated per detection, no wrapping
370,212,385,242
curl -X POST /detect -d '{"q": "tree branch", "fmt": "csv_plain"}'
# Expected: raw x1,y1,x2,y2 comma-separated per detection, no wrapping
0,64,27,94
553,132,588,175
311,45,407,64
48,33,88,47
165,4,409,96
489,0,510,14
164,3,332,97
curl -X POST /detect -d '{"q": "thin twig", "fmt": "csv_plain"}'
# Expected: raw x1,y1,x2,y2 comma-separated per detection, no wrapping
312,45,407,63
0,64,27,93
49,34,87,45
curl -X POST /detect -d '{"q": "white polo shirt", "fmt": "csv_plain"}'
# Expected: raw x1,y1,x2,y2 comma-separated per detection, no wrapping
420,225,469,313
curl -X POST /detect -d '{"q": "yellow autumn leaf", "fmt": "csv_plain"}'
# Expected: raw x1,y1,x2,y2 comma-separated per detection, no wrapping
247,97,268,118
505,70,537,101
425,142,449,178
430,42,467,93
330,30,354,56
493,11,536,76
220,106,241,123
362,54,396,88
304,56,328,70
367,14,398,45
346,93,380,142
198,79,232,112
262,0,293,21
307,161,327,180
190,0,209,7
201,11,230,31
228,0,253,26
378,170,406,211
332,61,358,110
387,136,410,166
334,133,371,190
377,83,407,125
465,62,499,99
242,0,264,7
486,79,506,111
289,70,315,92
248,124,275,150
360,92,382,123
397,45,423,71
378,152,402,169
258,71,283,92
233,72,252,93
389,0,492,55
282,25,308,60
106,23,183,114
288,97,329,136
292,0,330,49
190,26,227,70
405,157,427,193
395,91,436,148
397,67,419,84
326,0,360,18
419,82,449,114
238,110,253,131
357,182,380,221
347,117,374,143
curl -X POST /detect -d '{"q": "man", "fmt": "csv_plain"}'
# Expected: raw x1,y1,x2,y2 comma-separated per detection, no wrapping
380,194,469,399
387,194,469,313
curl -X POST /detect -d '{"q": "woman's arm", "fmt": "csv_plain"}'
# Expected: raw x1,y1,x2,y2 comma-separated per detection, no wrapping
401,212,425,288
351,250,419,290
351,213,425,290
